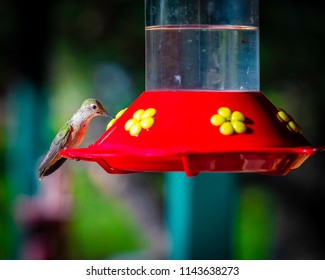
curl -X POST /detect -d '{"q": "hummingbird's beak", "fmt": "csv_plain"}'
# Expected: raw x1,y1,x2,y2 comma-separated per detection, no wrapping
102,110,114,119
103,112,115,119
101,110,109,117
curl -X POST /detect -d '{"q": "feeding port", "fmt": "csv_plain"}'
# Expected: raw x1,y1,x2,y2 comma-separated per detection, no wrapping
61,0,322,176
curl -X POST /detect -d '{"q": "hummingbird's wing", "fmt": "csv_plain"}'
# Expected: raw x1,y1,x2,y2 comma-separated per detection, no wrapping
38,122,72,179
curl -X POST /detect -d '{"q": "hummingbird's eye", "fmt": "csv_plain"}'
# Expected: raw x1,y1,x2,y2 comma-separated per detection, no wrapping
92,105,97,110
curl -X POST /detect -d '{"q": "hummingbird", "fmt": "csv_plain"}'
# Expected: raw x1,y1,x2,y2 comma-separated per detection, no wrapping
38,98,109,180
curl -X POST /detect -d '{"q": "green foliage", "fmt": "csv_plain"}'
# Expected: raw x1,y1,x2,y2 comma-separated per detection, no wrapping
67,169,146,259
233,186,276,259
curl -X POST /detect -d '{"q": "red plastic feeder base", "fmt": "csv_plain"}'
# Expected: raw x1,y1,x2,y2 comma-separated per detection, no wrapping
61,90,319,176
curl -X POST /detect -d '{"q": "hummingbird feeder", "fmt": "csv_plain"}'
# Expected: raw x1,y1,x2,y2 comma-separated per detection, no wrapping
61,0,323,176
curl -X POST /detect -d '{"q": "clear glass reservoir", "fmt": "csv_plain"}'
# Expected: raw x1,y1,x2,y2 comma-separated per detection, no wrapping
145,0,259,91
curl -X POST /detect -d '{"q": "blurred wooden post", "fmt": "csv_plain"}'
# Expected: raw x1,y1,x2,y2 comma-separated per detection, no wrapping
165,173,239,259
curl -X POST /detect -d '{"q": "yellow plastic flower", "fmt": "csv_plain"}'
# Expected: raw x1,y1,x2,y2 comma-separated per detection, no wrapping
125,108,156,136
277,109,302,133
210,107,247,135
106,108,128,130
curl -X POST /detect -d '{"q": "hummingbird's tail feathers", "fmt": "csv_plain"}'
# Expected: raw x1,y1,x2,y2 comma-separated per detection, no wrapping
38,157,67,180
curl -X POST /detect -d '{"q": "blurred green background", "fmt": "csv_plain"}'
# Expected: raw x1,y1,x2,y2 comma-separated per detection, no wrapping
0,0,325,259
